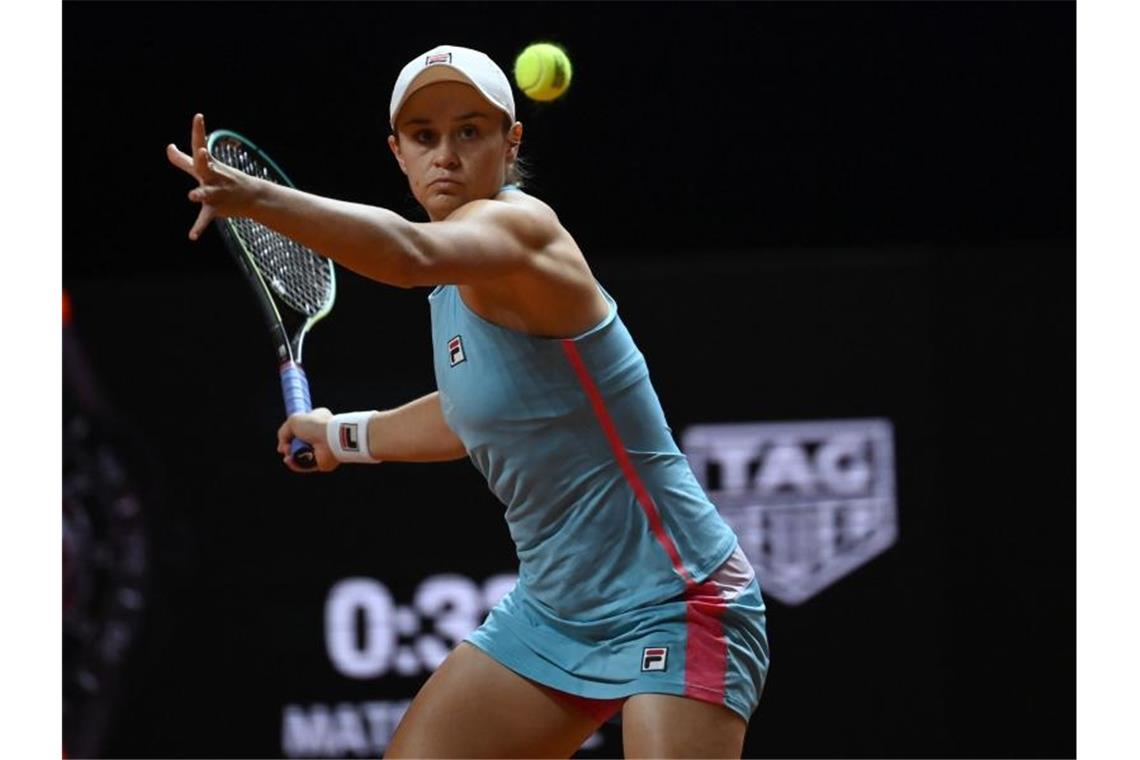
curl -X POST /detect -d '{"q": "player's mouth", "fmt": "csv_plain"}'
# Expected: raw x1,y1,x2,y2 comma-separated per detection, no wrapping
429,177,462,189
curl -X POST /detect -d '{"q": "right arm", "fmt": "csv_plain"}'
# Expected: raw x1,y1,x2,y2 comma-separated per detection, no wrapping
368,392,468,463
276,391,467,472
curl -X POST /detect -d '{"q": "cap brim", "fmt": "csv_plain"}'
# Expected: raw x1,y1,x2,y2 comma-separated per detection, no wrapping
391,66,509,127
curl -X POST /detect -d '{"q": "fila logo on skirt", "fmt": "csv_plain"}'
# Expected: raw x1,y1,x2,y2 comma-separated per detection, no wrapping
448,335,466,367
641,647,668,672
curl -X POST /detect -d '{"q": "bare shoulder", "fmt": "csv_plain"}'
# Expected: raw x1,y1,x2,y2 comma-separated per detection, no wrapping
452,191,603,337
498,189,559,221
447,190,563,244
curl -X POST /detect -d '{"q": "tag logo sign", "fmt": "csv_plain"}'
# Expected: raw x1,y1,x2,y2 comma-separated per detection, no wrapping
641,647,668,672
425,52,452,66
681,418,897,605
448,336,466,367
338,423,360,452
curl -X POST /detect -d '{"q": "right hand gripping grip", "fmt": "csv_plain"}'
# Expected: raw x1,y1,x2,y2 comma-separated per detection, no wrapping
280,361,316,469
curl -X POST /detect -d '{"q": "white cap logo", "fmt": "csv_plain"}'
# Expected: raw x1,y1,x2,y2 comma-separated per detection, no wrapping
389,45,516,128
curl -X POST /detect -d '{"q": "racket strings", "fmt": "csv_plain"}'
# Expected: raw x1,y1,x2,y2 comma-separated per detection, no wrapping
210,138,334,317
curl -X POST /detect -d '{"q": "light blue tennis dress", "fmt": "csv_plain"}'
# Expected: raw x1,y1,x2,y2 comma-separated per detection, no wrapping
428,273,769,721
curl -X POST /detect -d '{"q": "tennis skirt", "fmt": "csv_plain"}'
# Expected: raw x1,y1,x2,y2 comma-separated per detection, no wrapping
465,544,769,723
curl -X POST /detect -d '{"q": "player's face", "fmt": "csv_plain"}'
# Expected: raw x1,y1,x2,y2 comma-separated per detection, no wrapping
389,82,518,221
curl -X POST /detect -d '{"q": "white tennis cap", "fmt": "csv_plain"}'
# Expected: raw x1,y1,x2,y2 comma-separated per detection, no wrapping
389,45,516,128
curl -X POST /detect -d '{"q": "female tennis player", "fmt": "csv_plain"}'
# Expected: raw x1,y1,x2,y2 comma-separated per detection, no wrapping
168,45,769,758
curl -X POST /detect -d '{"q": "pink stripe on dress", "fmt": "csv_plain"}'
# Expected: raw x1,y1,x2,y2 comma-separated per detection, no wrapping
561,339,728,704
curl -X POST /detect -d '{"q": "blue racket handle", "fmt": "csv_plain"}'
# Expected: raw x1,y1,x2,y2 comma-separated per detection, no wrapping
280,361,317,469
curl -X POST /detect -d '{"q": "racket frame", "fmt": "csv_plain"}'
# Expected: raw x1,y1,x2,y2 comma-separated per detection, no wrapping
206,128,337,467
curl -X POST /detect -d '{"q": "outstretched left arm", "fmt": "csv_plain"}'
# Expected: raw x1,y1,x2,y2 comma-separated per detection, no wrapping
168,113,558,289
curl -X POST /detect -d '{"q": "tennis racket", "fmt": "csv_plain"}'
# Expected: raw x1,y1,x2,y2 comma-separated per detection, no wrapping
206,129,336,470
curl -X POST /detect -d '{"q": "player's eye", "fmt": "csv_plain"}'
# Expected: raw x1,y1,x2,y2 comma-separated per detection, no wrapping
458,124,479,140
414,130,436,144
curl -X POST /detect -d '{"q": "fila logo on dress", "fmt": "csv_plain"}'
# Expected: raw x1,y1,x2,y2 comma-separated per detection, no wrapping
448,336,466,367
641,647,668,672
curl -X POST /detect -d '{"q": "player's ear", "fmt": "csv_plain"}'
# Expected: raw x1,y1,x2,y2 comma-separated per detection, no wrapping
387,134,408,175
506,121,523,162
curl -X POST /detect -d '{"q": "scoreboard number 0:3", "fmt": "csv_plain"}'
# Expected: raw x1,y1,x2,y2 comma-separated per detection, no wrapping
325,574,518,679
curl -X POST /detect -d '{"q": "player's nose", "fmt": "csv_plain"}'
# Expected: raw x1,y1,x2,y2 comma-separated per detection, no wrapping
432,137,460,169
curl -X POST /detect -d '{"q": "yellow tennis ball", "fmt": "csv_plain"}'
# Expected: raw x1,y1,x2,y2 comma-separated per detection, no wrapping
514,43,573,102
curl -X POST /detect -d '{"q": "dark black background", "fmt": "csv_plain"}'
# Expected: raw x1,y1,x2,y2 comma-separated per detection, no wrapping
63,1,1074,757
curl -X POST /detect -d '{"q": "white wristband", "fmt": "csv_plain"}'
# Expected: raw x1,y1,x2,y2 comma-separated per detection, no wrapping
326,411,381,463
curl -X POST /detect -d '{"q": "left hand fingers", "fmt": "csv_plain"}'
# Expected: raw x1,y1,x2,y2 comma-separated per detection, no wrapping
166,143,198,178
191,113,208,156
188,202,216,240
193,146,219,182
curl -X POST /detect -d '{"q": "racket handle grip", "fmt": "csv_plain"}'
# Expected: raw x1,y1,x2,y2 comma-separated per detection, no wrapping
280,361,317,470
